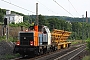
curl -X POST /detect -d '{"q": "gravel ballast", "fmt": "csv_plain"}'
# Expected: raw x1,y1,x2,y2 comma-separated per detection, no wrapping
0,40,15,60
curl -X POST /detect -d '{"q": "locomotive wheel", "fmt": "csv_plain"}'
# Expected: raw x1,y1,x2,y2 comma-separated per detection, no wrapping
20,53,25,57
40,49,43,55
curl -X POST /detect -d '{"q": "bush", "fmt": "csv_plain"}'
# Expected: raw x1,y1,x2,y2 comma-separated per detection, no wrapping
86,38,90,51
0,36,6,42
8,36,18,42
0,36,18,42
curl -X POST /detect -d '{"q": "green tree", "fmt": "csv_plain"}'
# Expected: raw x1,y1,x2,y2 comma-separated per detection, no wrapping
38,14,48,26
0,13,4,22
86,38,90,51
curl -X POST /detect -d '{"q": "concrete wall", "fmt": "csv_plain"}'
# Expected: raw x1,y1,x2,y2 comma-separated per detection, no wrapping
0,25,26,37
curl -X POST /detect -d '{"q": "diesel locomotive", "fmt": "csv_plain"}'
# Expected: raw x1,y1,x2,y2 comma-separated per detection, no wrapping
13,25,71,56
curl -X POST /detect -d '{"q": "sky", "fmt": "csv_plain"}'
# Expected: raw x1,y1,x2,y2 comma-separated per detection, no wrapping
0,0,90,18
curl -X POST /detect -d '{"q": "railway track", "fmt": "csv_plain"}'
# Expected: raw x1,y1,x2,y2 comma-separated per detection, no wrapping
11,43,86,60
35,44,86,60
54,45,86,60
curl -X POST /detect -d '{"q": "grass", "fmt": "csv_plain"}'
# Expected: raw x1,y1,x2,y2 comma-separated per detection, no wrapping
68,40,86,45
5,53,20,60
0,36,6,42
70,40,81,45
71,41,79,45
5,54,15,59
0,35,18,42
82,55,90,60
0,36,6,39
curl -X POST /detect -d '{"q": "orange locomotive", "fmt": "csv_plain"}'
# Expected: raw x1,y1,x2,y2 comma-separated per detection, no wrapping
13,25,71,56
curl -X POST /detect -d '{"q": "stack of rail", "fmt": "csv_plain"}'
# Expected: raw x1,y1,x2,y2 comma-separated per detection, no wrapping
51,29,71,49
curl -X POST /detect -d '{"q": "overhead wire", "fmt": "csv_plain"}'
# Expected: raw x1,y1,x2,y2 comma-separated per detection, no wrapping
8,0,11,3
1,0,76,17
68,0,80,16
1,0,36,24
53,0,74,17
1,0,35,13
36,0,59,15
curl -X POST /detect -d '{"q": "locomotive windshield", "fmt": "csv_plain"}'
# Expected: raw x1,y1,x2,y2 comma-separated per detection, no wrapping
19,32,34,45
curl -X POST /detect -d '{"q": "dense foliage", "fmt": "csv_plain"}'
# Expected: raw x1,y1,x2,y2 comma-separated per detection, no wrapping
37,15,90,40
86,38,90,51
0,8,90,40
